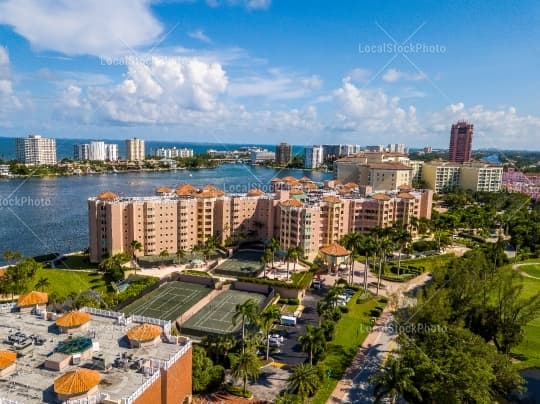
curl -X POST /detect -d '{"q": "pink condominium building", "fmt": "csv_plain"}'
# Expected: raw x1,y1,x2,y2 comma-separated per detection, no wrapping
88,179,433,263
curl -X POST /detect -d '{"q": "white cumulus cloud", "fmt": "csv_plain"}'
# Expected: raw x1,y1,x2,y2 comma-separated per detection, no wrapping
0,0,163,56
382,68,426,83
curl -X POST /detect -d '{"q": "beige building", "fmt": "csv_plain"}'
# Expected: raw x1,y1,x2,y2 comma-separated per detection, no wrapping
89,180,433,262
422,161,462,193
460,162,503,192
422,160,502,193
335,152,412,191
125,137,145,161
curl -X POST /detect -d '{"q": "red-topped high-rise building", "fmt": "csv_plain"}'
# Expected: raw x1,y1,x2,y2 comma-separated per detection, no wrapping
449,121,473,163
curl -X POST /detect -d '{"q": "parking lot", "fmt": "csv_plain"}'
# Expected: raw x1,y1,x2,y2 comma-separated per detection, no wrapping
271,289,323,365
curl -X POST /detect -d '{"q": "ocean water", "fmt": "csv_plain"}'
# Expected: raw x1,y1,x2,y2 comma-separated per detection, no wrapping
0,164,333,263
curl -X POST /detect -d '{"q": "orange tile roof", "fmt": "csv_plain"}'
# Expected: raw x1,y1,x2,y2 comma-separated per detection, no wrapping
338,188,350,195
282,176,299,183
156,186,171,194
289,189,304,195
372,193,391,201
398,184,412,191
344,182,358,188
322,196,342,204
127,323,162,342
0,350,16,370
17,291,48,307
0,268,5,278
247,188,265,197
56,311,91,328
54,369,101,396
299,176,311,182
175,184,197,196
280,199,304,208
270,177,282,183
303,183,318,190
320,243,351,257
97,191,118,200
397,192,415,199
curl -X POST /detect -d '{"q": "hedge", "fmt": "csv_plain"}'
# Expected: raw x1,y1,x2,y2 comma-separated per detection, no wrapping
223,383,253,398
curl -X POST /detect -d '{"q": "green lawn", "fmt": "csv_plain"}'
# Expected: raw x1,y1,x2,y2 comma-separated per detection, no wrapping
35,267,107,297
311,294,382,404
521,263,540,279
53,253,98,271
399,254,455,273
511,262,540,370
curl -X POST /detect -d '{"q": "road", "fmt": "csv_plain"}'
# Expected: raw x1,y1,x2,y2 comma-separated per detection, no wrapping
328,273,432,403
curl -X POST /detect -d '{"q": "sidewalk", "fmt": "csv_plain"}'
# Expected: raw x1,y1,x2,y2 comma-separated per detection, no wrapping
328,273,431,403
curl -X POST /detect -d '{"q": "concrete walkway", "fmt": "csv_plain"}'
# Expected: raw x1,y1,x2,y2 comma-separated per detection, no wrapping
328,273,431,403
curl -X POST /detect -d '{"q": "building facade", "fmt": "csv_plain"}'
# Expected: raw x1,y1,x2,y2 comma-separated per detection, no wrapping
15,135,57,165
126,138,145,161
88,181,433,262
460,162,503,192
73,142,119,161
422,161,462,193
304,146,324,169
422,161,503,193
154,147,194,159
449,121,473,163
335,152,412,191
275,143,292,166
250,149,275,164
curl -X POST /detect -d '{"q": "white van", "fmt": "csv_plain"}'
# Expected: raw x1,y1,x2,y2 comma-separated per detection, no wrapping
281,315,297,326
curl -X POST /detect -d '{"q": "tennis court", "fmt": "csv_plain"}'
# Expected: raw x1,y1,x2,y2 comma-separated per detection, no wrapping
213,250,263,278
181,289,266,336
121,281,212,321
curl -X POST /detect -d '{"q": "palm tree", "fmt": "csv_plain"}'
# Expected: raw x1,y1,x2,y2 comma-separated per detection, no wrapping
298,325,326,365
175,248,185,264
360,237,377,292
341,232,364,285
371,357,421,404
287,363,321,401
268,238,280,268
258,305,282,360
35,276,50,292
129,240,142,273
232,299,259,353
230,349,261,395
3,251,21,266
260,248,272,278
285,247,295,280
391,227,411,276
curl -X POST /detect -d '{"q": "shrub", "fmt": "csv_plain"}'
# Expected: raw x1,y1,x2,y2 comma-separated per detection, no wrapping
288,297,300,305
339,306,349,313
378,297,388,304
370,308,382,317
223,383,253,398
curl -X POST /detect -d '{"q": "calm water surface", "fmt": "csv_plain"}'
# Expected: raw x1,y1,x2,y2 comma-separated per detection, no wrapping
0,164,332,263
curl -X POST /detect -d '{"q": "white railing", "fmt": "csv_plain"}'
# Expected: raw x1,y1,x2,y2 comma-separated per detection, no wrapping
80,307,170,334
0,303,16,313
63,392,108,404
0,399,22,404
162,340,192,370
120,368,161,404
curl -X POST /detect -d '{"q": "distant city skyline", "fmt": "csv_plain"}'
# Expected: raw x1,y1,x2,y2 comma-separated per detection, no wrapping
0,1,538,149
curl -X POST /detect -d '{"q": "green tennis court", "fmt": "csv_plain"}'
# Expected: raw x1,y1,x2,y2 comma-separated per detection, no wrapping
213,250,263,277
121,281,211,321
181,290,266,336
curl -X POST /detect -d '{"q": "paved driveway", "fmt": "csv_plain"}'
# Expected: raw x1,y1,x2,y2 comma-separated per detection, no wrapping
271,289,321,365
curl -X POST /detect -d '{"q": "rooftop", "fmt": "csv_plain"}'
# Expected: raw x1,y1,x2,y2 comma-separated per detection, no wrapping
0,308,190,404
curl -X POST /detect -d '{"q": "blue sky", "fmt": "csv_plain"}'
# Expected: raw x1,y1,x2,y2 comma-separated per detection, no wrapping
0,0,538,149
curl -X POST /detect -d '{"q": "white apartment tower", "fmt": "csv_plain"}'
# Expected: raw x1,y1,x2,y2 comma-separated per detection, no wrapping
304,146,324,169
15,135,57,165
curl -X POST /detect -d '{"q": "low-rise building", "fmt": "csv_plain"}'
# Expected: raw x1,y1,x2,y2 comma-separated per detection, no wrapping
335,152,412,191
0,307,192,404
154,147,194,159
250,149,275,165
